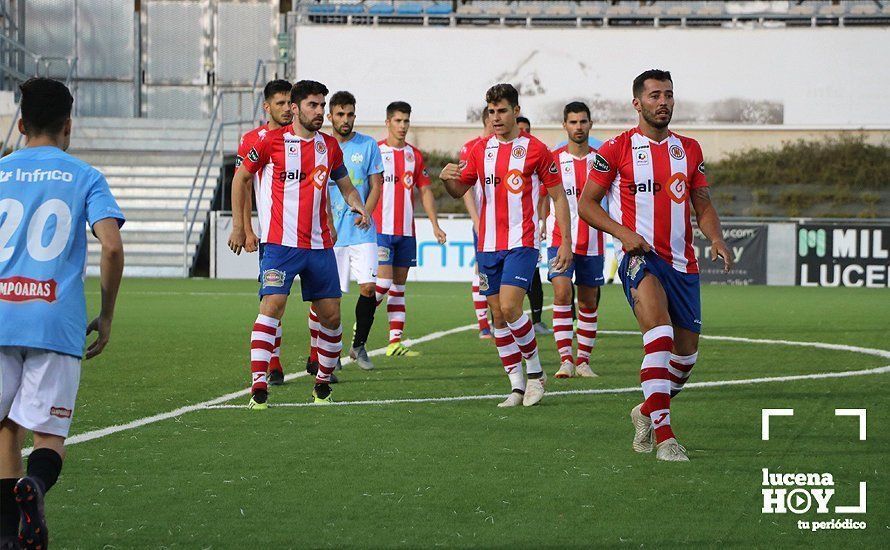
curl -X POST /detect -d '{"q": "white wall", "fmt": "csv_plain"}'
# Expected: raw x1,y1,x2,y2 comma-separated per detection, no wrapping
294,26,889,126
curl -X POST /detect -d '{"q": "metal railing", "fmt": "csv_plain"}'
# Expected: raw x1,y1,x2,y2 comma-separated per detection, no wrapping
182,59,286,276
1,35,78,153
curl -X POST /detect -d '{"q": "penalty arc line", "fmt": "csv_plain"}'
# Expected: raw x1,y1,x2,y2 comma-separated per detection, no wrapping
26,316,890,452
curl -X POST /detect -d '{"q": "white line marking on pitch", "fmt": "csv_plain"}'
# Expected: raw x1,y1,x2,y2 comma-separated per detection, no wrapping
203,365,890,409
31,316,889,452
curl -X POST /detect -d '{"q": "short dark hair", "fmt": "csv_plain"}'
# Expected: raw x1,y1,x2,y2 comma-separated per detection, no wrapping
485,83,519,108
329,90,356,111
633,69,672,98
516,116,531,128
386,101,411,119
263,79,292,101
480,106,489,122
290,80,329,105
19,78,73,136
563,101,591,122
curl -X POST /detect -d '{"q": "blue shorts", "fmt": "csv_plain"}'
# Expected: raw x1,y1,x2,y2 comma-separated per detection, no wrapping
476,247,539,296
619,251,701,333
259,244,342,302
377,234,417,268
547,247,605,288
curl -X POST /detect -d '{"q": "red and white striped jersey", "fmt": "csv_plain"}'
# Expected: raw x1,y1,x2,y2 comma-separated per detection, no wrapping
587,127,709,273
241,125,347,249
237,124,271,234
459,135,486,211
546,146,604,256
458,132,561,252
373,141,430,237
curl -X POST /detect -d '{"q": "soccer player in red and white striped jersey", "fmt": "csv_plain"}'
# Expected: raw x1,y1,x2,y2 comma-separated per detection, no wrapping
544,102,605,380
373,101,446,358
578,70,733,461
441,83,573,408
229,80,371,407
234,79,293,387
460,107,494,340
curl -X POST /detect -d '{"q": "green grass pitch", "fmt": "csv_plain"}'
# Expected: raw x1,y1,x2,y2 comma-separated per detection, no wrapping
39,279,889,547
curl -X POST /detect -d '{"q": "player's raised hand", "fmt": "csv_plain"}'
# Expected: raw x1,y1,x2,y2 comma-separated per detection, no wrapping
228,226,246,255
85,315,112,360
619,230,651,256
711,239,733,272
440,163,462,181
434,227,447,244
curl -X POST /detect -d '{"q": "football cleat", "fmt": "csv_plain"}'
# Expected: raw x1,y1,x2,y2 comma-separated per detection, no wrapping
630,403,654,453
497,391,524,408
532,322,553,335
656,438,690,462
554,360,575,379
478,328,493,340
305,358,320,375
574,362,598,378
386,343,419,357
349,345,375,371
267,369,285,386
523,373,547,407
247,389,269,410
14,476,47,550
312,383,333,404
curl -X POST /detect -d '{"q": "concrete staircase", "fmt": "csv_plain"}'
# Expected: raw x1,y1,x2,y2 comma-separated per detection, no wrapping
68,117,248,277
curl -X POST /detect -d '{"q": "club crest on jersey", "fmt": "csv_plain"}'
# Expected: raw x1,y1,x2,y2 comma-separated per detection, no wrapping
592,153,610,172
309,166,329,189
402,172,415,189
378,246,391,262
511,146,527,159
504,169,525,194
315,140,327,154
262,269,286,288
478,273,489,292
351,152,364,164
669,144,685,160
247,148,260,163
667,173,688,203
406,151,414,163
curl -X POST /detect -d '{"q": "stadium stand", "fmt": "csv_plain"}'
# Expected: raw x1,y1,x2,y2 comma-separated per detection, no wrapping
292,1,890,28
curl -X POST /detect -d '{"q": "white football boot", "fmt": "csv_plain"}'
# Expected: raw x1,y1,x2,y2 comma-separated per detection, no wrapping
574,362,598,378
523,372,547,407
497,391,524,408
656,438,690,462
630,403,654,453
554,360,575,379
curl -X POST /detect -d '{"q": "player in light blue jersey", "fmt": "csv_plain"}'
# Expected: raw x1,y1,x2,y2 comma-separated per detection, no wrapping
322,91,384,371
0,78,124,548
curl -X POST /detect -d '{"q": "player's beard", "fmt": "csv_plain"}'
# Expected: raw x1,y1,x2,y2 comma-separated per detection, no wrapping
334,122,352,137
571,133,588,145
271,112,292,127
298,111,324,132
641,106,672,129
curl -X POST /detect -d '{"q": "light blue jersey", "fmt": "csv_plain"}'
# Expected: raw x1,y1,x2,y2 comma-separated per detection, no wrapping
0,146,124,357
328,132,383,246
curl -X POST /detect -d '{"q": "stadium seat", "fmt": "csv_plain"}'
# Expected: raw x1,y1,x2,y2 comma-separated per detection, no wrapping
788,5,815,16
575,3,604,16
396,3,424,16
667,5,693,16
818,4,845,16
697,4,725,16
368,3,395,15
337,4,366,15
425,3,453,16
605,5,633,16
514,4,544,17
307,4,337,15
849,3,877,16
543,3,574,17
487,5,513,16
456,4,483,15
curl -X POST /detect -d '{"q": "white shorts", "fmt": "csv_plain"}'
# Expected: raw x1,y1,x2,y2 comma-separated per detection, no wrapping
333,243,378,293
0,346,81,438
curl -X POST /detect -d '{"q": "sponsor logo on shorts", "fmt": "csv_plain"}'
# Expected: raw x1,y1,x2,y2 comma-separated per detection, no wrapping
592,153,610,172
378,246,391,262
0,277,57,303
478,273,489,291
667,173,688,204
627,255,644,279
669,144,686,160
262,269,286,288
512,145,527,159
50,407,72,419
514,276,529,282
247,148,260,163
